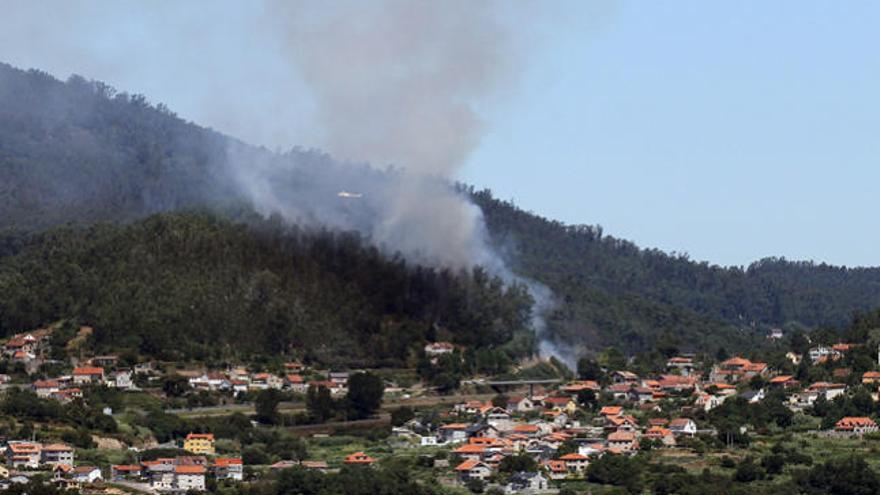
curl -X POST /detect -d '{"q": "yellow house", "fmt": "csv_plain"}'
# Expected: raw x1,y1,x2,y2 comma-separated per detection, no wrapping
543,397,578,415
183,433,215,455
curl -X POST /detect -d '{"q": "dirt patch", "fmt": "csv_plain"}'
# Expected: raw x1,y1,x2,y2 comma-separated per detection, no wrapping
93,435,126,450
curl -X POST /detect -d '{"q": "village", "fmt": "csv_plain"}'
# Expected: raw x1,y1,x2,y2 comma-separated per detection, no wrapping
1,326,880,494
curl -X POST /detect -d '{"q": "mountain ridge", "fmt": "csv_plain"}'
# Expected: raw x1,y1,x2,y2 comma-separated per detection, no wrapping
3,61,880,358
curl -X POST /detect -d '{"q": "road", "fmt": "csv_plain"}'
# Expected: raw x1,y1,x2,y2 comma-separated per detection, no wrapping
167,392,497,418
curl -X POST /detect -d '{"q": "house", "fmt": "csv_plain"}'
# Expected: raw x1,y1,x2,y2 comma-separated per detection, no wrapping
300,461,329,472
33,379,61,398
231,380,249,396
607,431,638,452
284,374,307,393
6,442,41,469
146,462,175,491
709,357,768,383
627,387,655,404
455,459,492,483
183,433,215,455
643,426,676,446
605,414,639,431
558,453,589,474
72,366,105,385
695,392,724,412
174,465,206,491
41,444,75,466
612,371,639,384
453,444,487,461
484,407,513,431
109,370,134,390
12,350,35,363
543,396,577,415
4,333,41,357
666,356,696,376
599,406,623,417
511,424,542,438
507,396,536,413
835,417,879,436
769,375,799,389
543,460,568,480
607,383,633,400
467,423,501,439
424,342,455,356
212,458,243,481
785,352,802,365
740,388,765,404
250,373,283,390
51,388,83,403
110,465,143,480
669,418,698,436
657,374,698,392
134,362,155,375
560,381,600,395
505,471,550,494
862,371,880,385
438,423,470,443
344,452,376,466
188,373,229,391
767,328,784,340
809,346,842,364
72,466,103,484
806,382,847,402
329,371,350,387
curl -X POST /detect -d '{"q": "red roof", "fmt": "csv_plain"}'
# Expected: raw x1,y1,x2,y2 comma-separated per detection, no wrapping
608,431,636,441
454,444,487,454
599,406,623,416
343,452,376,465
213,458,243,467
512,424,540,433
73,366,104,376
454,459,487,471
112,465,142,472
836,417,877,430
185,433,215,440
175,465,206,474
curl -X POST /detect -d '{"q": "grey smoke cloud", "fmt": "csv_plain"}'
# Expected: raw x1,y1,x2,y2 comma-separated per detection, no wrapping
239,0,514,269
0,0,572,364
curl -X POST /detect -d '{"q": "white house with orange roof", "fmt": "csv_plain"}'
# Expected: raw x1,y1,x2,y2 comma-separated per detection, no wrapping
558,453,589,475
669,418,697,436
41,443,75,466
72,366,104,385
835,417,878,436
454,459,492,483
607,430,638,452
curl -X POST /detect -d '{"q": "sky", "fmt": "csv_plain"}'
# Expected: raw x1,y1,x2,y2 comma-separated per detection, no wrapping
1,1,878,267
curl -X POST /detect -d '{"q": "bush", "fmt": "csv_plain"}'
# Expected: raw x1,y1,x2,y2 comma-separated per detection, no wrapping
733,458,764,482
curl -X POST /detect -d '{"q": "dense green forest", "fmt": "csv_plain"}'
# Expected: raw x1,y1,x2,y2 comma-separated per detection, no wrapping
2,61,880,359
0,212,533,365
472,189,880,352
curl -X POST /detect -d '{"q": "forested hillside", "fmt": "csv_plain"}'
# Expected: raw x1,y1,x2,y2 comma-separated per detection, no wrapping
0,212,533,366
2,62,880,359
473,189,880,352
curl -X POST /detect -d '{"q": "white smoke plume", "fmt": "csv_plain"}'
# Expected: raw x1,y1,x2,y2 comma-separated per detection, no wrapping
0,0,573,365
256,0,511,269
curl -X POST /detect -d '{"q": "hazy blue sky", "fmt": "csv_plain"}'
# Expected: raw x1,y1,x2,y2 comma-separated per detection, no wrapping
1,1,878,267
